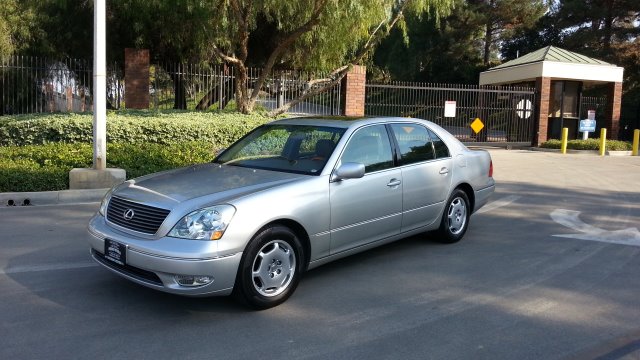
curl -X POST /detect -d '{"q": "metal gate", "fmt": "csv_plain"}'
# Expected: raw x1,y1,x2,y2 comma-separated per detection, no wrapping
365,82,537,146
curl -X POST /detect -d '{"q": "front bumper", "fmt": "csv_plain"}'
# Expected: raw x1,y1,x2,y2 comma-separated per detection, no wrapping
88,214,242,296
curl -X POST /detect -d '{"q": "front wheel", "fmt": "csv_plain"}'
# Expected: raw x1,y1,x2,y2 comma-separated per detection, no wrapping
234,226,304,309
435,189,470,244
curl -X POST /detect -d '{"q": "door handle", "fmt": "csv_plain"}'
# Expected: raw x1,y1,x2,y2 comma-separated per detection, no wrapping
387,179,402,187
439,167,449,175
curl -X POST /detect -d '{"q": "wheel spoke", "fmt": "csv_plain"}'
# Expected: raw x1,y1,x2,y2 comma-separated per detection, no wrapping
447,197,467,234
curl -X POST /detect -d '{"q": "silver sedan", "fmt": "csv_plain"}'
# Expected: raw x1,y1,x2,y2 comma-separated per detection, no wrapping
88,117,495,309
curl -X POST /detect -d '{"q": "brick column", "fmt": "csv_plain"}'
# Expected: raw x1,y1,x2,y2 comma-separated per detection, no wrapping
124,48,150,109
341,65,366,117
604,82,622,139
533,76,551,146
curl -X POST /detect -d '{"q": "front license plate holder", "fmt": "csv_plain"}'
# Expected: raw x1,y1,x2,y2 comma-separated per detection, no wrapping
104,239,127,266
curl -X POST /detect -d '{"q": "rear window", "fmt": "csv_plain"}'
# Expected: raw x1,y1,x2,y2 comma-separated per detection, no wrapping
428,129,450,158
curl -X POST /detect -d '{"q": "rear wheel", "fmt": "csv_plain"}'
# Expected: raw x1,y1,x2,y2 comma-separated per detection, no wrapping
435,189,470,244
234,226,304,309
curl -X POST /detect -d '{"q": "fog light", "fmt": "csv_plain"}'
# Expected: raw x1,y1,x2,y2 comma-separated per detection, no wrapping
175,275,213,287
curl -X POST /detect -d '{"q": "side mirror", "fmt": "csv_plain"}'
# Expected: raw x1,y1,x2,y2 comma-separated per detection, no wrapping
332,162,365,182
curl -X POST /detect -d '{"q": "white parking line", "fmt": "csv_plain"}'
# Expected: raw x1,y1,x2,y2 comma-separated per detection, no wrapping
476,195,521,214
0,262,98,275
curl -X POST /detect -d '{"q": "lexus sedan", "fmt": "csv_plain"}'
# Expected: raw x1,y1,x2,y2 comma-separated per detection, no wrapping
88,117,495,309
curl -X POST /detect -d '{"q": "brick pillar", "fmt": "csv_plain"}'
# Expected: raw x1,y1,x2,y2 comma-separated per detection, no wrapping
66,86,73,112
124,48,150,109
341,65,366,117
533,76,551,146
604,82,622,139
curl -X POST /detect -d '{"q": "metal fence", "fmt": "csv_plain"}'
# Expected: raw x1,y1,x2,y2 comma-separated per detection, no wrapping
0,56,94,115
0,56,342,116
150,62,342,115
365,82,537,145
579,96,607,121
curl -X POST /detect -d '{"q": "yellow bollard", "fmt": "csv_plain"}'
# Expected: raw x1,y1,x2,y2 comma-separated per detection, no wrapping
599,128,607,156
633,129,639,156
561,127,568,154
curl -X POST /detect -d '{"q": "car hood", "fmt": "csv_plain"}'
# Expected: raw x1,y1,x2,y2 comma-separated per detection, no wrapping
112,163,306,208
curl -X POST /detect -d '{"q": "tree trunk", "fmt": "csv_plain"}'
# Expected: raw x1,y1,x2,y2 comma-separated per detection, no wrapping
234,64,252,114
484,21,493,65
603,0,614,51
195,78,234,110
0,78,4,116
170,64,187,110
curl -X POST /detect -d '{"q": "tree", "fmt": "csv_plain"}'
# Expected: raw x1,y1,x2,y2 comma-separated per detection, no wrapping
0,0,36,58
467,0,546,65
500,12,564,60
207,0,455,114
553,0,639,55
373,0,486,84
106,1,220,109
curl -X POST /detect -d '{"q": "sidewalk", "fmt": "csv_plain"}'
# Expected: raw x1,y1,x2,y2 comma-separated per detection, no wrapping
0,188,108,206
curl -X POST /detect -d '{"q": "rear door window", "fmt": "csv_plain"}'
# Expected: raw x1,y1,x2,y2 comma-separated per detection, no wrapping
390,123,435,165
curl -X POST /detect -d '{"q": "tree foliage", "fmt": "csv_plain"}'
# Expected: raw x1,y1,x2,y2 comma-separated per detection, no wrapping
0,0,37,58
207,0,455,114
372,0,546,83
373,0,485,83
468,0,547,65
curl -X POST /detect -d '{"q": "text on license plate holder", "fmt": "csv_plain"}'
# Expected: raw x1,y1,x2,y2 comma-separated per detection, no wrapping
104,239,127,265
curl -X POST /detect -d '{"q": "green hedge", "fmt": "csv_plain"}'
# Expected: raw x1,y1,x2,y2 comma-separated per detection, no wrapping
0,110,273,146
540,138,632,151
0,142,216,192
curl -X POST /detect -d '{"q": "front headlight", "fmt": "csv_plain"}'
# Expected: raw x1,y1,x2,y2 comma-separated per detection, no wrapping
168,205,236,240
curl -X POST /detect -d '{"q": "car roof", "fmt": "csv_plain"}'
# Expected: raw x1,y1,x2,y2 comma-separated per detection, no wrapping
270,116,435,129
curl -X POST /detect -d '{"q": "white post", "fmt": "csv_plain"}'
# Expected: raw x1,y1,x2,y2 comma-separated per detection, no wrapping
93,0,107,170
582,131,588,140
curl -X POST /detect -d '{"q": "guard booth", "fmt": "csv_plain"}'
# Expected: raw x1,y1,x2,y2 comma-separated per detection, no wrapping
479,46,624,146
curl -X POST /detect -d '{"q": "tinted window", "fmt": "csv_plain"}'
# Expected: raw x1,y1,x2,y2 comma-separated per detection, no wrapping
428,129,450,158
390,123,435,165
340,125,393,173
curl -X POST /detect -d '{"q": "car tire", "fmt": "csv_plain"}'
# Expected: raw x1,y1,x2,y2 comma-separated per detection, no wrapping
435,189,470,244
234,225,304,310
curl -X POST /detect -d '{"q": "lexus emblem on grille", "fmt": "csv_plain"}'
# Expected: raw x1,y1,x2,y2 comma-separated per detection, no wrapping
123,209,135,221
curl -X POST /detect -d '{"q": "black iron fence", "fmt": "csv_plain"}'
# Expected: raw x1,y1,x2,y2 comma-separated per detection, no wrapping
0,56,93,115
365,82,537,145
0,55,341,116
150,62,342,114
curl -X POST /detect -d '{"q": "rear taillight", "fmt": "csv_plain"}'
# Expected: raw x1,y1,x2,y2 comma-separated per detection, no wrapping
489,160,493,177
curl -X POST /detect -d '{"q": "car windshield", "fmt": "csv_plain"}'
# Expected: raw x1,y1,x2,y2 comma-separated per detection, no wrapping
215,124,346,175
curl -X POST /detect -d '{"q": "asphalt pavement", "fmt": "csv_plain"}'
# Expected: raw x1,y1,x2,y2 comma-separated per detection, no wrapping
1,149,639,359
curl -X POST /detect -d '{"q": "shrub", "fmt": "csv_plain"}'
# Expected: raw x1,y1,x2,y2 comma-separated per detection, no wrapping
0,110,274,146
0,142,216,192
540,138,632,151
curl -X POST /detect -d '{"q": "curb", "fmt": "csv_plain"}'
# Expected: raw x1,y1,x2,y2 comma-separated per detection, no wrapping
528,148,634,156
0,188,108,207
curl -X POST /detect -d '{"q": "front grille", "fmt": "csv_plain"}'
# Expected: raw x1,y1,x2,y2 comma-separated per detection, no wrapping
92,249,163,286
106,196,171,234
